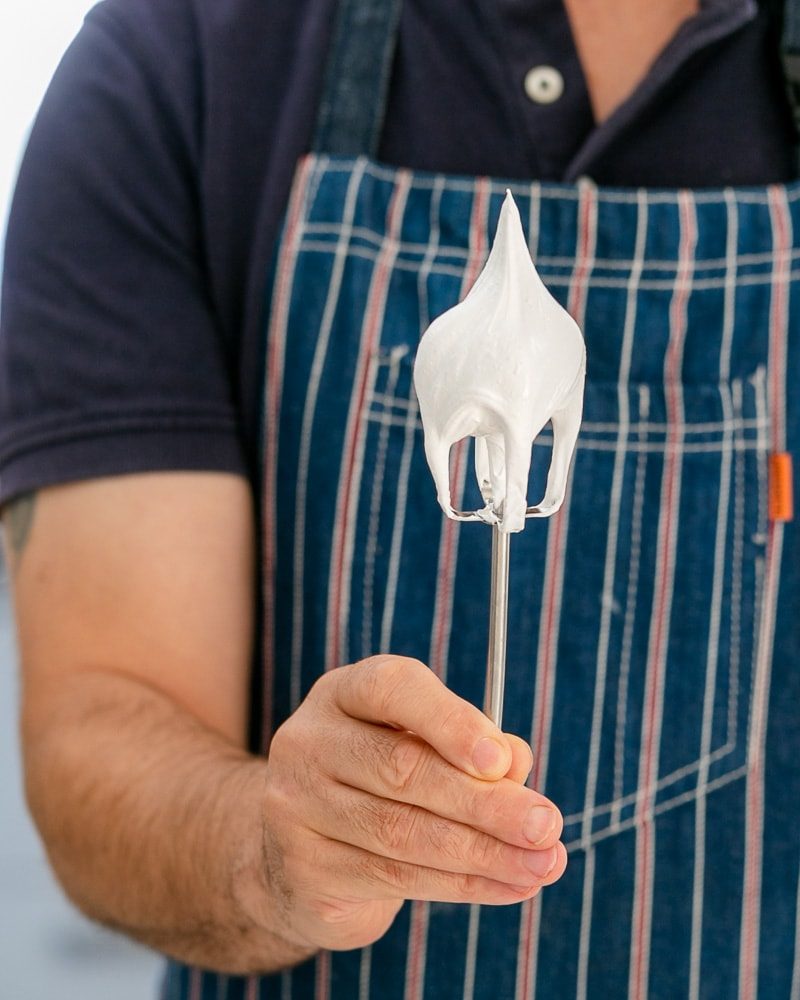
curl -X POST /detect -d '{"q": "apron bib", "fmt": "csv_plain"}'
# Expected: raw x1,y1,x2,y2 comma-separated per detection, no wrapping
165,3,800,997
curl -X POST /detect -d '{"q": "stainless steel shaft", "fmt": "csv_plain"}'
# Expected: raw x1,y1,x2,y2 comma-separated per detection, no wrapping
484,524,510,727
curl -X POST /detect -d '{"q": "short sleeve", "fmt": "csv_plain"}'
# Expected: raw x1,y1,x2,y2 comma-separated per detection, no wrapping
0,0,247,506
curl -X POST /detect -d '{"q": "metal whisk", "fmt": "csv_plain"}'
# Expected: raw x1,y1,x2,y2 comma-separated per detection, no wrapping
451,490,554,729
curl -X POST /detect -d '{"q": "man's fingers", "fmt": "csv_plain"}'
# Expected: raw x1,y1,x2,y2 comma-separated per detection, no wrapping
314,717,563,852
505,734,534,784
302,780,561,887
325,656,513,780
307,835,551,907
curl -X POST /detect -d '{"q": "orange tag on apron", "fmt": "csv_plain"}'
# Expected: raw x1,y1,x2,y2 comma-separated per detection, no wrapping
769,452,794,522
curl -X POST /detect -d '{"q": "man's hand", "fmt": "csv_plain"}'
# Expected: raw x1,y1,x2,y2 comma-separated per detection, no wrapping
255,655,566,952
4,473,565,974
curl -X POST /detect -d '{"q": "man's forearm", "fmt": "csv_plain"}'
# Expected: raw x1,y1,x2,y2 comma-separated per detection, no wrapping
22,668,315,974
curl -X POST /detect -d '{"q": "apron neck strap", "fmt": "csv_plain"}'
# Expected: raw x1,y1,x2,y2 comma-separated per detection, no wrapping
312,0,403,156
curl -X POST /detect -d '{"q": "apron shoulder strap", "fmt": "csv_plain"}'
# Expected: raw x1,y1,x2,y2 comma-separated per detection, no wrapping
781,0,800,55
313,0,403,157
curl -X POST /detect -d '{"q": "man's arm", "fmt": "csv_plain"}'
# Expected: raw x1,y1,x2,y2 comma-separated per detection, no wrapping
4,472,566,974
4,473,313,971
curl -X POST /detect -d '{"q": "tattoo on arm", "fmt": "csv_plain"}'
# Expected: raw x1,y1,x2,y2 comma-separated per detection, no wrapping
4,492,37,562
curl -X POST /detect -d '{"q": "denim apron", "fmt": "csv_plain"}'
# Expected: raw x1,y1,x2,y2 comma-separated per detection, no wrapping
164,1,800,997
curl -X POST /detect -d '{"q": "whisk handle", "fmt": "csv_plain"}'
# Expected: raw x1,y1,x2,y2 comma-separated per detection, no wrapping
484,525,510,727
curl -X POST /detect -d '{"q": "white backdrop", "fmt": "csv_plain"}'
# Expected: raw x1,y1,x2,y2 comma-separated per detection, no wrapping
0,3,163,997
0,1,94,242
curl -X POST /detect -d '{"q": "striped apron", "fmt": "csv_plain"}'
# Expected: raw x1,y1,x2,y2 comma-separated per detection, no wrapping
165,2,800,997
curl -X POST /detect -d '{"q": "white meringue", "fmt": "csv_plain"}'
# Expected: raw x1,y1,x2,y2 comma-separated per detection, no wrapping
413,190,586,533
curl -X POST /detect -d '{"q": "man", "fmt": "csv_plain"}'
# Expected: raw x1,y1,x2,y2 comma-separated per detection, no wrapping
2,0,798,996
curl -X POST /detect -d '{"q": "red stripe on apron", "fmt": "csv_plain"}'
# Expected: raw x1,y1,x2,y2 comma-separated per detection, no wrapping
262,154,316,745
404,176,490,1000
738,184,791,1000
576,186,643,1000
315,950,331,1000
516,181,596,1000
567,181,595,320
629,191,697,1000
326,171,413,673
768,186,790,452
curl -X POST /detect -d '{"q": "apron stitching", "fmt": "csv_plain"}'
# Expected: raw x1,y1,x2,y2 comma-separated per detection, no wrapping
313,158,800,204
565,762,750,853
566,731,742,829
727,379,746,749
743,376,768,767
506,435,762,455
611,383,651,831
361,349,406,656
301,221,800,272
295,238,799,291
365,394,769,438
378,380,420,651
363,424,767,455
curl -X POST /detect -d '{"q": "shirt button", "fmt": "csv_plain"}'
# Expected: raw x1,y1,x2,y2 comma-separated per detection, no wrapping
524,65,564,105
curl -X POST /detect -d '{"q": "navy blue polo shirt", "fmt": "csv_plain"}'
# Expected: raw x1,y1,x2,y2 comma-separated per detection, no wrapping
0,0,795,504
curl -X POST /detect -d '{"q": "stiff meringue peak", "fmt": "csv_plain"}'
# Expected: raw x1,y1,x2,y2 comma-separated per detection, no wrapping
413,190,586,533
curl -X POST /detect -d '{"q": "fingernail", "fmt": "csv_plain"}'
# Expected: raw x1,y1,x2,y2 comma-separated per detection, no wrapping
524,806,557,845
472,737,505,775
525,747,534,781
523,846,558,878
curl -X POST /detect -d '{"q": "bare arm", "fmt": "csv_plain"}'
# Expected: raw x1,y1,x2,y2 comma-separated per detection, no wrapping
4,473,565,975
4,473,312,971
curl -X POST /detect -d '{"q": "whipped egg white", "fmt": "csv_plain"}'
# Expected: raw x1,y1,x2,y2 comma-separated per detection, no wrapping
413,190,586,533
